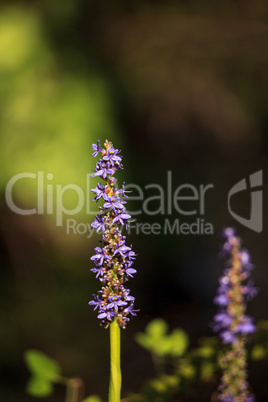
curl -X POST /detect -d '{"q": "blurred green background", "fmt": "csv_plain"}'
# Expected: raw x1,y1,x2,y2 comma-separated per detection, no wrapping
1,1,268,401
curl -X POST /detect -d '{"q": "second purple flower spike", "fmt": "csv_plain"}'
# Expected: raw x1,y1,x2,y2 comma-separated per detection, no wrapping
213,227,257,402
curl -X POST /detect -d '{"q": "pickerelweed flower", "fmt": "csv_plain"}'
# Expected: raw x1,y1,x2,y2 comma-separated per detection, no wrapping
213,227,257,402
89,139,137,329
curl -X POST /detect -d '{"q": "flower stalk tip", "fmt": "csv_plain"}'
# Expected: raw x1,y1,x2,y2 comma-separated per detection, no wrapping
89,140,138,329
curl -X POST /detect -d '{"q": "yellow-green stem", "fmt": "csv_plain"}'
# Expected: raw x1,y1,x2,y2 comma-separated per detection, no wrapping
109,320,121,402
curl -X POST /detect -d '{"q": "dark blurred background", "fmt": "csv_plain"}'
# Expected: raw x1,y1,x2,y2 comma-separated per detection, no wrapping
1,0,268,401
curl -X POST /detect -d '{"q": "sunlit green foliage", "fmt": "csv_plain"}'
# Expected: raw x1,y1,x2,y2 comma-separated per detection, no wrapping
26,377,54,398
250,320,268,361
24,349,103,400
0,6,120,225
135,318,188,357
82,396,102,402
133,319,216,400
129,318,268,401
24,320,268,401
24,349,62,397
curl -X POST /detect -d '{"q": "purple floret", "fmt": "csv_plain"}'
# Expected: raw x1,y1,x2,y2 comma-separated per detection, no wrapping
89,294,104,310
91,160,115,179
91,183,107,201
91,215,106,232
113,208,131,226
103,147,122,165
91,265,105,279
103,194,126,209
97,306,117,321
91,247,111,265
91,140,103,157
107,296,127,311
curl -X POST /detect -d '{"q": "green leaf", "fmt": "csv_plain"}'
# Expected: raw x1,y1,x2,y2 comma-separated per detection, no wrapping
257,320,268,331
146,374,179,395
146,319,169,339
152,337,173,356
136,322,189,358
147,378,167,393
24,350,62,381
82,395,102,402
191,346,214,358
26,376,53,397
198,337,219,348
200,362,216,380
160,374,180,389
135,333,155,350
178,360,196,379
251,344,267,360
169,329,189,357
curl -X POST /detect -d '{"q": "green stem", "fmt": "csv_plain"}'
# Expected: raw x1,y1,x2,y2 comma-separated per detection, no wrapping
109,320,121,402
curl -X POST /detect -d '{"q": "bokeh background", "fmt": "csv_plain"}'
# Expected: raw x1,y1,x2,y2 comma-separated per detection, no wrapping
1,0,268,401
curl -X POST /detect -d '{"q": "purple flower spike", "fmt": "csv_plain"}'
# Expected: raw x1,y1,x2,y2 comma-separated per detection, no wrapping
213,228,257,402
88,140,137,328
213,229,257,343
